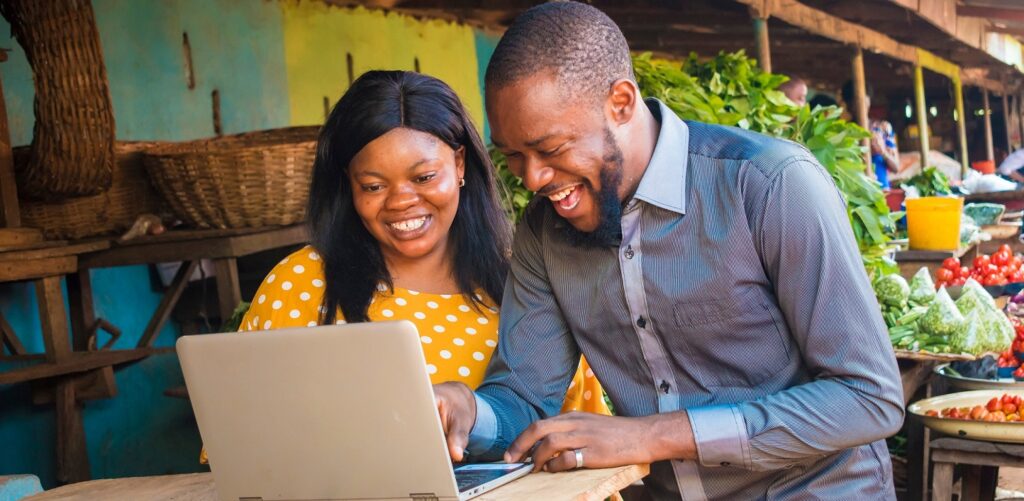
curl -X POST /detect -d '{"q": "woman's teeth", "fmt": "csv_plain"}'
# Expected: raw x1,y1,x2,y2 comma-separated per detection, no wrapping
548,185,577,202
389,216,427,232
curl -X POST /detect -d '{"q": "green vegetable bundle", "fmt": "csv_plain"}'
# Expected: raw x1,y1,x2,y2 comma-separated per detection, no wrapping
901,167,951,197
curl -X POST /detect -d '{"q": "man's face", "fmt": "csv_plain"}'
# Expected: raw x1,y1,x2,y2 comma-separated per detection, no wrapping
786,82,807,107
488,72,624,243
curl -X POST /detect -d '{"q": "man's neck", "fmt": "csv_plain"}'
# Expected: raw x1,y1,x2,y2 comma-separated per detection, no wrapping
618,100,661,202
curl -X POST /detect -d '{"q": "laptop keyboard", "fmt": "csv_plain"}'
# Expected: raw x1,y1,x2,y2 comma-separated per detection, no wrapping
456,470,495,491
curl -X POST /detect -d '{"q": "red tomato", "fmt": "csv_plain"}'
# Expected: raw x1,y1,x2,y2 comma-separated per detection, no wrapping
1003,266,1014,277
1013,257,1023,270
937,268,955,282
1012,270,1024,283
975,255,992,270
953,277,967,286
985,264,1001,276
1000,244,1013,255
943,257,961,271
984,275,1004,286
994,251,1011,267
961,266,972,278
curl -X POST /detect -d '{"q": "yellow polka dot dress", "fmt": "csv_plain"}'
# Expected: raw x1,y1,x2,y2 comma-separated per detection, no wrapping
241,246,609,409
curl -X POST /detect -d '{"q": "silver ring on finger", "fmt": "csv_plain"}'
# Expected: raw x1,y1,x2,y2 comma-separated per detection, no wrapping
574,448,584,469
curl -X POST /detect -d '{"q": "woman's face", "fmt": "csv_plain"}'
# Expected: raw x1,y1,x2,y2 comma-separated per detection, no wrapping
349,127,466,264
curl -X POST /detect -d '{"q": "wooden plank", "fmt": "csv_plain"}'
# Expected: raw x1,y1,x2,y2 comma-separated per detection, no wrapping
66,270,94,352
27,465,650,501
36,276,71,364
0,309,26,355
932,449,1024,469
0,228,42,248
984,88,995,161
852,46,871,175
751,12,771,73
0,67,19,228
32,367,117,404
80,225,308,269
138,261,198,348
54,377,90,484
958,5,1024,23
213,257,241,321
0,240,107,262
932,461,954,501
0,256,75,282
0,348,160,385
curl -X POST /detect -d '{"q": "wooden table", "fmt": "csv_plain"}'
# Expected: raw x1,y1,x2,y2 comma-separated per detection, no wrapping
930,438,1024,501
26,464,650,501
895,245,978,280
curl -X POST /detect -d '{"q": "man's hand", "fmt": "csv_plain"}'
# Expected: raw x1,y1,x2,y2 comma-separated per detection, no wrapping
504,411,698,472
433,381,477,462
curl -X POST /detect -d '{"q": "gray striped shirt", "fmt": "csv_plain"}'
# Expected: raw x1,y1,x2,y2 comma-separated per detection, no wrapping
468,99,904,500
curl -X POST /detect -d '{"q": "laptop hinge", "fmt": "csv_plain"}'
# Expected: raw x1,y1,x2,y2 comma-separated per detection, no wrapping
410,494,438,501
239,498,263,500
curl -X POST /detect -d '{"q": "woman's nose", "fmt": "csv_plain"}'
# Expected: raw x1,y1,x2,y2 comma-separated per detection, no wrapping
384,185,419,211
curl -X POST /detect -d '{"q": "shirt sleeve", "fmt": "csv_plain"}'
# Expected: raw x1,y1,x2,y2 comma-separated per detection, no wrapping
687,154,904,471
466,207,582,461
239,248,323,332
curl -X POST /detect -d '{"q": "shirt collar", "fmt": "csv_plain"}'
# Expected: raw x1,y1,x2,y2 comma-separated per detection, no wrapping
632,98,689,215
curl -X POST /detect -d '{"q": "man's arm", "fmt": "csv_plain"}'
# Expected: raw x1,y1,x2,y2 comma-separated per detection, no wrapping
457,206,582,462
686,154,904,471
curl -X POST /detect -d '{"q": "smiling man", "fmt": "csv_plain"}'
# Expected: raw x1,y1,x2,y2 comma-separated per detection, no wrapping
432,3,904,499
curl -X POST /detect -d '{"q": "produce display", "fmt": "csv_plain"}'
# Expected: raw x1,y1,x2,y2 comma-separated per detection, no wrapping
881,267,1014,355
900,166,951,197
934,245,1024,287
964,203,1006,226
925,393,1024,422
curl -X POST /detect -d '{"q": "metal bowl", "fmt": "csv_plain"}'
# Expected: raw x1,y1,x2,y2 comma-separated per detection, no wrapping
909,390,1024,443
934,363,1024,391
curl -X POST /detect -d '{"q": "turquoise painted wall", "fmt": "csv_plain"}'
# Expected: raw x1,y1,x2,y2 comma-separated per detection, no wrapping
473,30,500,142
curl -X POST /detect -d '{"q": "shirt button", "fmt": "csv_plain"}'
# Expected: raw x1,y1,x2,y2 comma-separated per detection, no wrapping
720,461,730,467
624,247,635,259
659,380,670,393
636,316,646,328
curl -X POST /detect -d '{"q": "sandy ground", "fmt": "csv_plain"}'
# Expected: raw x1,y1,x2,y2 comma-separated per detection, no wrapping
999,468,1024,499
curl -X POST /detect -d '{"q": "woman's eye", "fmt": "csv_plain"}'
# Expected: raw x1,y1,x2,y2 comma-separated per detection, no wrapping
362,184,384,193
414,173,437,183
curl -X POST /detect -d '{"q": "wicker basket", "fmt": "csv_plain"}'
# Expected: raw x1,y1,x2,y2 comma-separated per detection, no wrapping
18,142,166,240
1,0,116,199
143,127,320,229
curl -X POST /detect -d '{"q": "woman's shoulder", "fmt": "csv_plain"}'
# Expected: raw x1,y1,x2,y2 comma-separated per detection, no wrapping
241,246,326,331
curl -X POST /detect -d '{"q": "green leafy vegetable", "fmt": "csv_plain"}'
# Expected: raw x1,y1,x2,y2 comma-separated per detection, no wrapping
901,166,951,197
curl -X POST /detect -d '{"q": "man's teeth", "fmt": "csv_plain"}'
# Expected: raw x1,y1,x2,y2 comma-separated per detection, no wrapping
548,185,576,202
390,217,427,232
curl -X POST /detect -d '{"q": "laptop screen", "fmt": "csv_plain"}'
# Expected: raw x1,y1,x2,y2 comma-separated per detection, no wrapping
454,463,530,493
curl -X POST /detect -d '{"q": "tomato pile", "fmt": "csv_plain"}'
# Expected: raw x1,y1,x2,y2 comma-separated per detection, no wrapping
926,393,1024,422
935,245,1024,288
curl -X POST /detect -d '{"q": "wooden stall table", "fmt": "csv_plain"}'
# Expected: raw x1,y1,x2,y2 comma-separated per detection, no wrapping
26,464,650,501
73,224,309,349
895,245,978,281
929,438,1024,501
896,350,977,501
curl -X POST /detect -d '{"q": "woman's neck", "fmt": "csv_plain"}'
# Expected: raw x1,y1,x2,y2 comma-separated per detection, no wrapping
383,246,460,294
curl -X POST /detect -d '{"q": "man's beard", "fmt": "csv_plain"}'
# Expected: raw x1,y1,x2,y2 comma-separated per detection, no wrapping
559,128,624,248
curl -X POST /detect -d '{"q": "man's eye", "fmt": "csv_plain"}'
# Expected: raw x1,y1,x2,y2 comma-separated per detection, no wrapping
415,173,437,183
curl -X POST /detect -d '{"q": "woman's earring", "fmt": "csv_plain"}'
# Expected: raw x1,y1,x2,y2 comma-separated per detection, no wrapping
459,178,465,188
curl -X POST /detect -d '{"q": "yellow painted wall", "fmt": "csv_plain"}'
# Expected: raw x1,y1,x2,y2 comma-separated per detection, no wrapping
280,1,485,133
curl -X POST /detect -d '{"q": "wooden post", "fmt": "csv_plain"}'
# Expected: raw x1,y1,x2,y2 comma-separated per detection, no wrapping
1019,91,1024,152
1004,90,1013,155
37,276,71,364
914,64,930,170
954,74,969,178
752,15,772,73
853,47,871,175
0,60,19,228
983,88,994,161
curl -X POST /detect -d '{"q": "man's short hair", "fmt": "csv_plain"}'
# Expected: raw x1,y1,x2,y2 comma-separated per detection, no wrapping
485,2,634,102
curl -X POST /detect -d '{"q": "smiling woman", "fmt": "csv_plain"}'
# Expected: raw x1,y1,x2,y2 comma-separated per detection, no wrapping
240,69,609,424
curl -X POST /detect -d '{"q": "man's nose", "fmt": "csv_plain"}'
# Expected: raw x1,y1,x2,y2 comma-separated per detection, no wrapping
521,157,555,193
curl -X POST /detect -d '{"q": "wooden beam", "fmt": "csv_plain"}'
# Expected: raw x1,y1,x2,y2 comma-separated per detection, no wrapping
36,275,71,364
0,348,159,385
66,271,95,352
0,65,18,228
957,5,1024,23
213,257,241,323
751,10,771,73
954,73,970,178
984,88,995,161
0,310,26,355
0,256,76,282
55,377,90,484
852,46,871,175
915,64,931,168
138,260,198,348
1005,88,1014,154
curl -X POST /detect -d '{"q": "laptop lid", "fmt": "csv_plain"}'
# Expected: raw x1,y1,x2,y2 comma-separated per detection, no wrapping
177,321,462,501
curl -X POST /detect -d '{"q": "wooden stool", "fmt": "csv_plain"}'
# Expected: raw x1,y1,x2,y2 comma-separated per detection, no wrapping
930,437,1024,501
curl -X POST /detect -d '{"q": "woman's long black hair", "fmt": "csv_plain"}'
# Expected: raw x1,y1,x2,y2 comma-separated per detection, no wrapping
308,70,511,324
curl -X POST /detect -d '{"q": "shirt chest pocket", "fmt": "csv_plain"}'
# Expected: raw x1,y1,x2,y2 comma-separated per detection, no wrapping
671,286,791,388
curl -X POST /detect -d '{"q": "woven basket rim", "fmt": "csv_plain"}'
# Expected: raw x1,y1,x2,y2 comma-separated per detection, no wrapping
143,126,320,157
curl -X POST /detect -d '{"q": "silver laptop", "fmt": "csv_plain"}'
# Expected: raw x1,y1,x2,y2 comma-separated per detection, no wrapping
177,320,531,501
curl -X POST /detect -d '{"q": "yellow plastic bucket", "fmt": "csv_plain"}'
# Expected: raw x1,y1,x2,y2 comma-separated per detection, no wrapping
906,196,963,251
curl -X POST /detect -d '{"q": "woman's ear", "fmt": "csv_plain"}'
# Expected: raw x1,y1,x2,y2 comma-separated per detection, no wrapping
455,145,466,180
